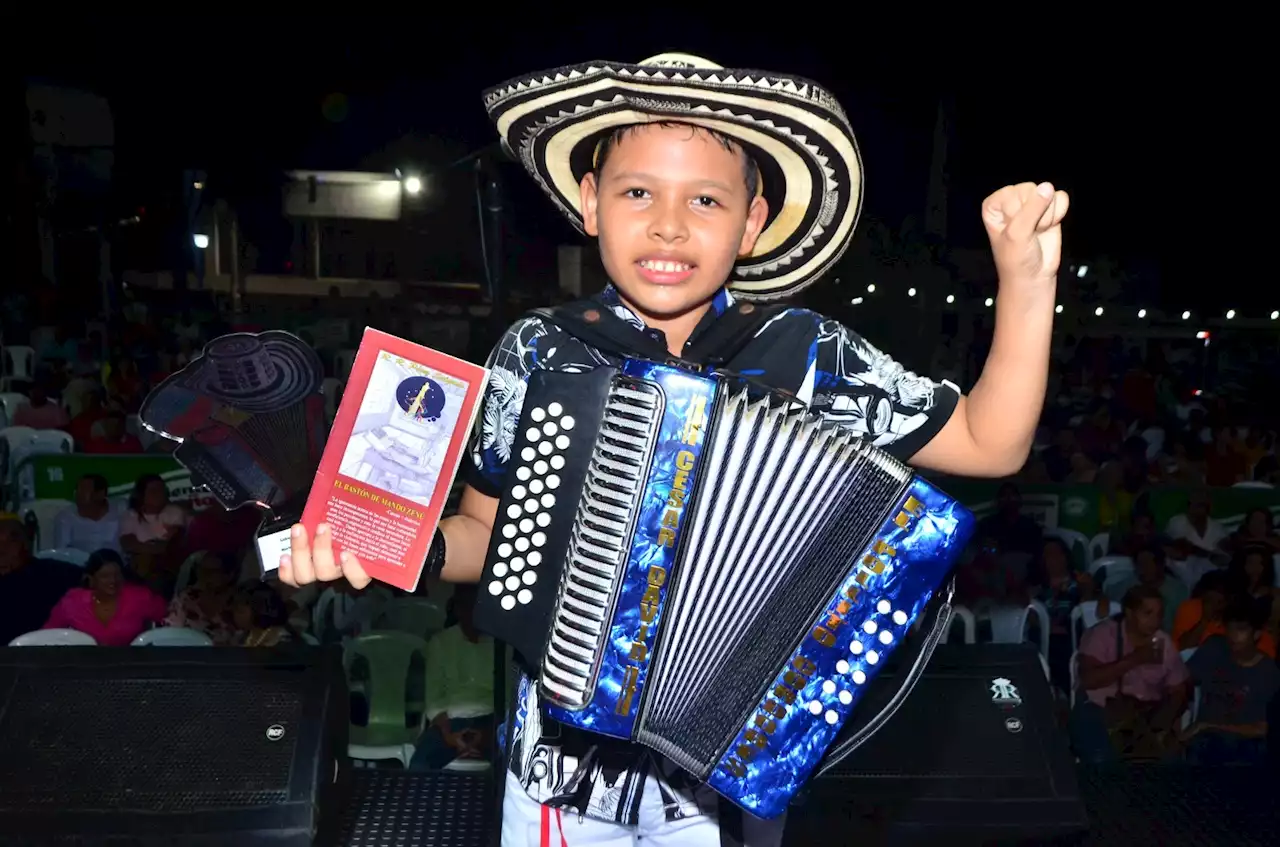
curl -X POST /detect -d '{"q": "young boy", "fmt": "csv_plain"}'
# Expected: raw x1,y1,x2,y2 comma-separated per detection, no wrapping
1183,601,1280,765
280,53,1068,845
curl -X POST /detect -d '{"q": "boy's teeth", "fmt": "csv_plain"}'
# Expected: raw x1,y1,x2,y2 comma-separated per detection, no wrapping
641,260,691,272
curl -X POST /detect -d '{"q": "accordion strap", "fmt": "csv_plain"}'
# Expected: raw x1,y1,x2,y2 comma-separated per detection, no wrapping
811,578,956,780
530,299,789,369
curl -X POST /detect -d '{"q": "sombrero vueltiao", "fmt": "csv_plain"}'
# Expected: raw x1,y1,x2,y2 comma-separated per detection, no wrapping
483,53,864,301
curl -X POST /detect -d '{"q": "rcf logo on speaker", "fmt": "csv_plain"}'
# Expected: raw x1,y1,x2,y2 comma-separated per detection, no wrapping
266,724,286,741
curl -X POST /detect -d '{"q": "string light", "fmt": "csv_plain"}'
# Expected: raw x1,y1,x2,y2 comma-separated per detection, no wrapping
1272,311,1279,320
1094,307,1105,316
1137,309,1146,318
1182,311,1191,320
907,287,916,297
1054,304,1063,314
1226,309,1236,319
850,297,864,306
945,294,955,304
984,297,994,307
866,284,876,293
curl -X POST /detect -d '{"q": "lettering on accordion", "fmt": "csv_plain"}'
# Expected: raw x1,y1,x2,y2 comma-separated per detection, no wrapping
722,494,928,779
617,394,708,717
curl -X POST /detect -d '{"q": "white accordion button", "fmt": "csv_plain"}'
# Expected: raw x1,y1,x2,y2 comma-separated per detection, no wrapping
531,407,546,422
876,600,891,614
879,630,893,645
561,415,575,430
493,563,508,578
824,710,839,725
555,435,570,450
808,701,823,716
488,580,503,596
525,427,541,442
516,466,532,481
505,576,520,591
501,595,516,610
836,660,850,674
822,680,836,695
550,455,566,470
536,513,551,527
849,640,863,655
522,570,537,585
852,670,867,685
546,474,561,489
543,422,558,436
497,543,512,558
502,524,517,538
519,518,534,533
506,505,521,519
524,499,538,514
515,537,530,552
511,557,525,572
532,532,547,547
893,610,908,626
521,447,536,461
517,589,533,605
540,493,556,509
534,460,549,475
863,620,877,635
548,402,563,416
529,479,545,495
866,650,880,665
838,690,853,706
511,485,526,500
528,551,543,566
538,441,553,456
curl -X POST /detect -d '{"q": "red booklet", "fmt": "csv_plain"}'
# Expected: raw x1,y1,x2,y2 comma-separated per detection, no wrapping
300,328,488,592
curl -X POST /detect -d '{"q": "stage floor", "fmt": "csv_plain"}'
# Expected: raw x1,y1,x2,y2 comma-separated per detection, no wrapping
332,764,1278,846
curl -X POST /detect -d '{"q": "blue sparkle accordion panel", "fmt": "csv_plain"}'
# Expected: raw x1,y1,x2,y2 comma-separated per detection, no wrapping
473,360,974,820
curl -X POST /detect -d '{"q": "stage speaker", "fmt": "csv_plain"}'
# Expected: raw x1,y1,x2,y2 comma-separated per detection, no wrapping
794,643,1087,846
0,646,349,846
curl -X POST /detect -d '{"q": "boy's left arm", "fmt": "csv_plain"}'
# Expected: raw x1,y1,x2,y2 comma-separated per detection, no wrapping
911,182,1070,477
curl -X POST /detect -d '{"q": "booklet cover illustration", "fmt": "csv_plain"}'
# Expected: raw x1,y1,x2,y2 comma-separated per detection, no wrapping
300,328,488,592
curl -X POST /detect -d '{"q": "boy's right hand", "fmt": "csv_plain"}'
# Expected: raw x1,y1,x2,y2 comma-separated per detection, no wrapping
278,523,372,590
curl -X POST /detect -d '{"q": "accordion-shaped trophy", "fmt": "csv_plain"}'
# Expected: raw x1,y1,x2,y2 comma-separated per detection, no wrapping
474,359,975,818
139,331,329,559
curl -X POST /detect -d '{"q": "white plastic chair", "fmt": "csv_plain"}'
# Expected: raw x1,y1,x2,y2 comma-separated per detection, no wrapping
1090,556,1136,595
1088,533,1111,563
0,392,28,423
9,431,74,488
1069,600,1105,652
443,758,492,773
940,604,976,644
1232,481,1273,489
374,598,447,641
19,498,74,551
1045,527,1093,570
132,627,214,647
1,345,35,390
9,628,97,646
38,548,90,567
988,601,1051,661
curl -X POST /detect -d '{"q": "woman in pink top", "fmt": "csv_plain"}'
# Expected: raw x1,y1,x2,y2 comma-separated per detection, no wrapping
43,549,167,646
119,474,189,593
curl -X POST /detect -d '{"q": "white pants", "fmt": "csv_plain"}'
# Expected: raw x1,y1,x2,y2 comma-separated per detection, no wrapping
500,771,786,846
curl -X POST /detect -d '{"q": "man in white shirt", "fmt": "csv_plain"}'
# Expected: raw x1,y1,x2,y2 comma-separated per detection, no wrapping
53,474,121,554
1165,489,1229,585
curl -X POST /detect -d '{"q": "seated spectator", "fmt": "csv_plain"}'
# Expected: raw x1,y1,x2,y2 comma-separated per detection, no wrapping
230,582,296,646
1109,511,1176,560
106,357,145,412
1027,537,1099,694
119,474,189,593
0,515,84,645
1204,426,1249,487
184,504,262,561
66,389,108,448
974,483,1043,559
1172,570,1277,657
53,474,121,554
410,584,495,771
1104,545,1188,633
1229,508,1280,556
84,411,143,454
1227,547,1280,639
1182,603,1280,765
1070,585,1189,763
165,551,240,645
12,381,69,430
42,549,166,646
1166,489,1230,584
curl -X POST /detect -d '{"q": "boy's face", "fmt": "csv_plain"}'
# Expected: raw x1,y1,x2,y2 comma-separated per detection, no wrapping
580,124,769,323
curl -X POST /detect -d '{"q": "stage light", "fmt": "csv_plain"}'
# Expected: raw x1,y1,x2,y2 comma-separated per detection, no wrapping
984,297,994,307
1181,311,1191,320
1094,307,1104,316
866,284,876,293
1196,331,1210,340
1077,265,1089,278
945,294,955,304
907,287,916,297
404,176,423,195
1226,309,1236,319
1137,309,1147,318
850,297,864,305
1054,304,1063,314
1272,311,1279,320
192,234,209,249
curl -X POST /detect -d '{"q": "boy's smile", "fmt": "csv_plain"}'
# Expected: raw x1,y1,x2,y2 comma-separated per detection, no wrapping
579,123,769,351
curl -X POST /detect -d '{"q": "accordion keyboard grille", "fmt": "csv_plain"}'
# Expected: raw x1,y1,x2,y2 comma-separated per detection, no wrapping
539,381,663,707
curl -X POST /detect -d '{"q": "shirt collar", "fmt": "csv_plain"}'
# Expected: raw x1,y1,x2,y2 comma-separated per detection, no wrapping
594,284,736,353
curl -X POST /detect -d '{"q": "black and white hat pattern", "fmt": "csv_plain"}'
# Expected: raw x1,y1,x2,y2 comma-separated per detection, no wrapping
484,53,864,301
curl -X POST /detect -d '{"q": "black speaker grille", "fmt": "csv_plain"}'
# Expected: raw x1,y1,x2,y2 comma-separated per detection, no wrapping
0,676,304,812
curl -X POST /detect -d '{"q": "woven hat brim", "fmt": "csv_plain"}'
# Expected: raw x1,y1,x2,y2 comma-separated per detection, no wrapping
485,61,863,301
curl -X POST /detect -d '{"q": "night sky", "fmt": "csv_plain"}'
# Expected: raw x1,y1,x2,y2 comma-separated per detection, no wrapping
26,20,1249,314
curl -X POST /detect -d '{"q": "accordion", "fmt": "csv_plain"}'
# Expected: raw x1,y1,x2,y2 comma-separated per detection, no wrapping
474,359,975,818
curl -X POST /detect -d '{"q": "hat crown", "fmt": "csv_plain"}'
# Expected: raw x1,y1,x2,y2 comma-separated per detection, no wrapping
638,53,723,71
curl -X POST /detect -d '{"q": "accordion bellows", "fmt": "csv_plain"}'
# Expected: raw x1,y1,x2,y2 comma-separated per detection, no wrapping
474,360,975,818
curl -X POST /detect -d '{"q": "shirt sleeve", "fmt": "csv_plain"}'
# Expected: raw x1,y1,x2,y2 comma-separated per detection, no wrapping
1078,619,1115,664
42,592,74,630
119,510,141,540
1162,632,1190,687
813,318,960,461
464,316,549,498
1171,599,1201,645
